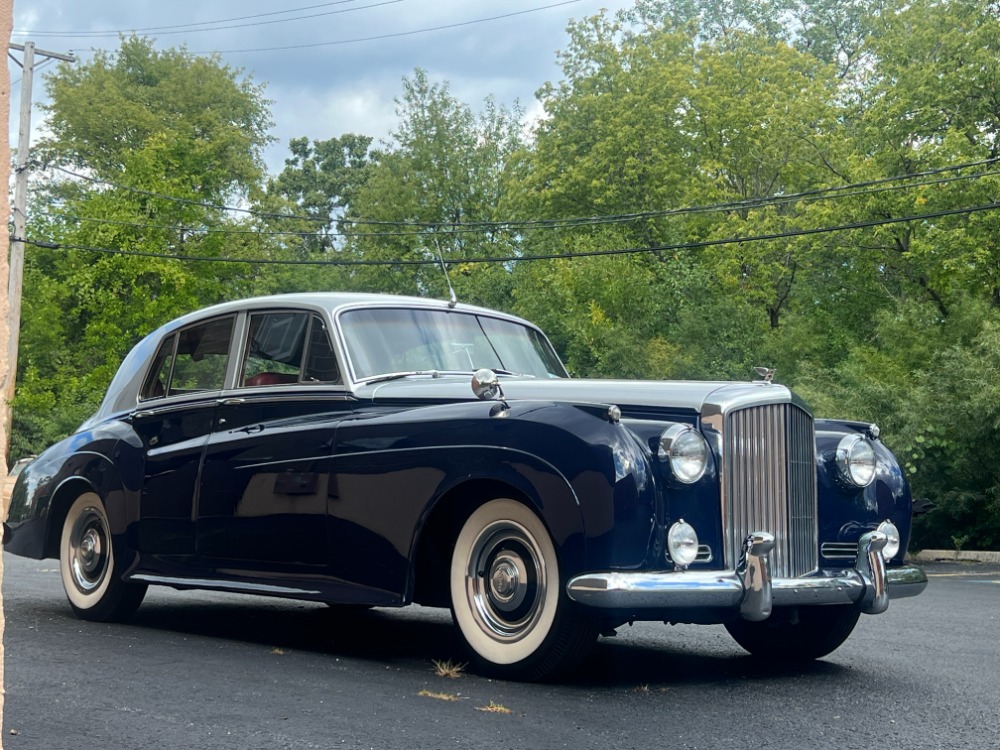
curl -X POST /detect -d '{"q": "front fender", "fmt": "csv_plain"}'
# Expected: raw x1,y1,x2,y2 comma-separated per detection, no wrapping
5,425,132,563
330,399,656,596
816,420,913,564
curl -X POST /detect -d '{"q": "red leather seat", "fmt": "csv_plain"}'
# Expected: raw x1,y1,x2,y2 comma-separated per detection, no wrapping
245,372,298,387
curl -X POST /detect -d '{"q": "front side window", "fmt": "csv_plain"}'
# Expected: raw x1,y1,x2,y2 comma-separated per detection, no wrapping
241,312,341,387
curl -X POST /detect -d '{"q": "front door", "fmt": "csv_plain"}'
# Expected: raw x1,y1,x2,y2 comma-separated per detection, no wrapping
196,311,349,570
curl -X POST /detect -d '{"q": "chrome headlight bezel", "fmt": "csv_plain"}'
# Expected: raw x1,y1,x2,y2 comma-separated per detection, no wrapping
835,434,877,488
658,424,710,484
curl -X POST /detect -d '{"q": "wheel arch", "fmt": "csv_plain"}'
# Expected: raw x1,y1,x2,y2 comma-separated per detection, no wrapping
410,473,584,608
44,477,99,559
43,453,133,562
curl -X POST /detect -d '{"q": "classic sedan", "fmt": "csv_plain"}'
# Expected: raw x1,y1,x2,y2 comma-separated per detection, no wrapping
4,293,927,680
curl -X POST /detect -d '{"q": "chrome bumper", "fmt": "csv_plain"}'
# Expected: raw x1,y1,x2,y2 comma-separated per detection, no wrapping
566,531,928,621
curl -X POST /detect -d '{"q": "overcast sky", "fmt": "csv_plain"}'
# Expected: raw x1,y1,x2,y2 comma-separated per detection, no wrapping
10,0,635,174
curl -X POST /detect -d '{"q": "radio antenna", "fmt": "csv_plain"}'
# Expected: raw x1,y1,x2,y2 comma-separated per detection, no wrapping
435,244,458,308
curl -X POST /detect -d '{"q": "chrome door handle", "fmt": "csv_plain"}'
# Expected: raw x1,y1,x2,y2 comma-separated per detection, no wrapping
219,398,245,406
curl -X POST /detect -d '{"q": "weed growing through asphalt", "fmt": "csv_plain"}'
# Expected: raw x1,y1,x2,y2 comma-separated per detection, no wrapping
476,702,512,714
418,690,460,702
432,659,466,678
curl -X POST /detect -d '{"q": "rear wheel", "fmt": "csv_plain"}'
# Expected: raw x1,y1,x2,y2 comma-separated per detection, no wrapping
449,498,598,681
60,493,146,622
725,605,861,661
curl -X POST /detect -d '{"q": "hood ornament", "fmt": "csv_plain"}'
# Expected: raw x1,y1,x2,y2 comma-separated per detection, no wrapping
753,366,776,384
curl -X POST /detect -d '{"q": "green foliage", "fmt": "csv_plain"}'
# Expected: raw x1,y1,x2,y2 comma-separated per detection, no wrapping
15,37,276,456
15,3,1000,549
338,69,525,307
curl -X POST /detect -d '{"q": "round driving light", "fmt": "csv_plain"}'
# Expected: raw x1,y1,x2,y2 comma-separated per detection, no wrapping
667,520,699,569
659,425,709,484
836,435,877,488
878,521,901,559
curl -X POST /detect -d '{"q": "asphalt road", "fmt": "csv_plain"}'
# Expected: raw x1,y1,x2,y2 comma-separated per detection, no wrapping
2,553,998,750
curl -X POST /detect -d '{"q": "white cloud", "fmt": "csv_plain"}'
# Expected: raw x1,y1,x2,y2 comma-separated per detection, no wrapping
9,0,636,174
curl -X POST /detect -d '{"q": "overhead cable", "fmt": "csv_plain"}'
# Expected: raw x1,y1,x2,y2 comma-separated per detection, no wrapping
17,201,1000,267
46,156,1000,233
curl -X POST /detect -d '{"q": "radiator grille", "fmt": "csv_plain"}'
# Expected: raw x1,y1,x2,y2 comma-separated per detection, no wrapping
723,403,817,578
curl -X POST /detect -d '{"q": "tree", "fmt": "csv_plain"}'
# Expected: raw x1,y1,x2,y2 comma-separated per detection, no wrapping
15,38,275,455
339,69,526,309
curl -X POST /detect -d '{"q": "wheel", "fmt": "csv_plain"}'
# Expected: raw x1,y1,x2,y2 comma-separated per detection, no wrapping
725,605,861,661
60,493,147,622
449,498,598,681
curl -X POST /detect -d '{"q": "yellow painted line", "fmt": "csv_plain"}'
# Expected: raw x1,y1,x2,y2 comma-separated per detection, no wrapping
927,572,1000,579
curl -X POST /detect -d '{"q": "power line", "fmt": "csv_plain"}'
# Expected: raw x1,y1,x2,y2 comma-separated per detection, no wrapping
50,166,324,222
19,1,405,40
17,201,1000,267
193,0,586,54
46,157,1000,234
35,167,1000,240
12,1,369,37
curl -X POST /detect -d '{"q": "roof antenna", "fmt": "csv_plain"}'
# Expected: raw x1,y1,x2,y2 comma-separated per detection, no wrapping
435,245,458,308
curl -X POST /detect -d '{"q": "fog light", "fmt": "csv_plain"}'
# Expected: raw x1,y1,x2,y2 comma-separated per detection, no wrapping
667,520,699,569
878,520,901,559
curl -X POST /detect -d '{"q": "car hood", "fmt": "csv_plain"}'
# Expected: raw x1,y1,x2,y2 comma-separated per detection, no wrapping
359,376,797,415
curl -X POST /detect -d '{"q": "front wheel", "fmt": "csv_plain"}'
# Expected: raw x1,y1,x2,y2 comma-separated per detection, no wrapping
725,605,861,661
449,498,598,681
60,493,147,622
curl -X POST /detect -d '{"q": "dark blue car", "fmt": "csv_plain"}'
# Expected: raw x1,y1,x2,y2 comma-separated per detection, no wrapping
4,293,927,680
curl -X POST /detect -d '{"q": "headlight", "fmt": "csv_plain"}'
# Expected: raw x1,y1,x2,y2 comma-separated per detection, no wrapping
835,435,876,488
667,520,699,569
878,520,901,559
658,424,709,484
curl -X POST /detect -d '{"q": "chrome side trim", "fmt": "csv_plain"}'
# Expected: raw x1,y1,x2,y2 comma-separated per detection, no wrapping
130,574,321,596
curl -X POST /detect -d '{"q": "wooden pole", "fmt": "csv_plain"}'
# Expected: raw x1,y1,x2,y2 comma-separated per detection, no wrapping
0,0,16,743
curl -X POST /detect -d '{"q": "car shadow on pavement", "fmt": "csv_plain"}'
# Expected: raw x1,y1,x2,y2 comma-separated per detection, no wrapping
117,594,849,686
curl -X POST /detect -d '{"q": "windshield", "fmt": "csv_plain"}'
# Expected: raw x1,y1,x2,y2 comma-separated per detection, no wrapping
339,307,568,381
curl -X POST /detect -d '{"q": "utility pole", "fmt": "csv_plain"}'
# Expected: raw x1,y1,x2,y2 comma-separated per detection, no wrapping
4,42,75,456
2,3,15,743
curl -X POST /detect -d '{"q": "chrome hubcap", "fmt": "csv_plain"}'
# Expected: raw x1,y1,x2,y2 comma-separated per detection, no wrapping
69,509,109,594
467,521,545,641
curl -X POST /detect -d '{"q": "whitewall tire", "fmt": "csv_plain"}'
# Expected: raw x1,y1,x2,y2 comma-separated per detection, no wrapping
450,498,598,680
60,493,146,622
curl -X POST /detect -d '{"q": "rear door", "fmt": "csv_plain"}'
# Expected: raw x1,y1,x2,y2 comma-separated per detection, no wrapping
134,315,235,558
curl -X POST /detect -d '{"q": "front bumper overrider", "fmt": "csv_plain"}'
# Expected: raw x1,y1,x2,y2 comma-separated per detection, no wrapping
566,531,927,621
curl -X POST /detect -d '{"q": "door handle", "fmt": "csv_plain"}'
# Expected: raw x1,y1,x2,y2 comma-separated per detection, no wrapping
238,424,264,434
219,398,245,406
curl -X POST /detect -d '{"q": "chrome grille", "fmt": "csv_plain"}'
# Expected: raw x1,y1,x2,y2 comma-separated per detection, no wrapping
821,542,857,560
723,403,817,578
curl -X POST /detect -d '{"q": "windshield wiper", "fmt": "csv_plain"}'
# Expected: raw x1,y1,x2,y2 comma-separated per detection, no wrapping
362,370,467,386
362,368,531,386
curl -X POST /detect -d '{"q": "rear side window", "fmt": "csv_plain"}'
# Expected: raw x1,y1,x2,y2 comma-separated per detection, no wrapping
139,316,235,399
